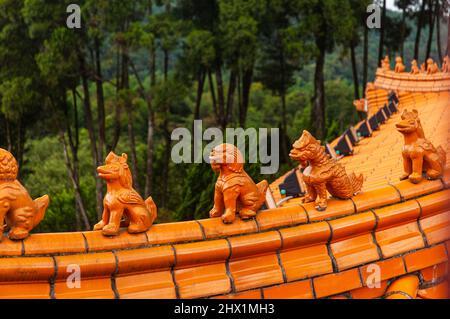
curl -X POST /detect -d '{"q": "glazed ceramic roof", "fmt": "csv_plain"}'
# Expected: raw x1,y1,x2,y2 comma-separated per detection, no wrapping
0,69,449,299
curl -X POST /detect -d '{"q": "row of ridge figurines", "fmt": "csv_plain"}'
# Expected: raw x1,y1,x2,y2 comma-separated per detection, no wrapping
0,109,446,241
382,55,450,74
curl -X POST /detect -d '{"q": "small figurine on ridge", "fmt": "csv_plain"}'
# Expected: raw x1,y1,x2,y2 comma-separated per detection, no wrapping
0,148,49,241
396,109,446,184
94,152,157,236
209,144,268,224
442,56,449,73
394,57,405,73
289,131,363,211
410,60,420,75
426,58,439,74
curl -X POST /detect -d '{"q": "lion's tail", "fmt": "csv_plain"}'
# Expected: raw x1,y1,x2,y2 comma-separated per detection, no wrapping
349,173,364,195
145,196,158,225
256,180,269,207
33,195,49,227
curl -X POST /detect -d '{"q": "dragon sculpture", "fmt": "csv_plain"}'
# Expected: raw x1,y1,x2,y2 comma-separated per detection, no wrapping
94,152,157,236
209,144,268,224
0,148,49,241
289,131,364,211
396,109,446,184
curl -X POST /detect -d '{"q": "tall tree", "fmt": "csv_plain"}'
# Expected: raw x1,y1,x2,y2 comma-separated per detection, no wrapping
414,0,428,60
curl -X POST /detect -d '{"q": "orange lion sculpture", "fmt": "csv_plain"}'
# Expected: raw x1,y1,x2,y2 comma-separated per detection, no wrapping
396,109,446,184
209,144,268,224
94,152,157,236
426,58,439,74
410,60,420,75
289,131,363,211
0,148,49,241
442,56,449,73
395,57,405,73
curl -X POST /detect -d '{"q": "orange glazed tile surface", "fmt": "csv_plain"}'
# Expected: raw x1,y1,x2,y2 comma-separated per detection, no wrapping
374,200,421,230
420,262,448,282
0,236,23,257
229,231,281,259
417,190,450,218
279,222,330,249
351,281,389,299
329,212,375,240
419,212,450,245
280,245,333,282
0,282,50,299
23,232,87,255
302,198,355,221
213,289,261,299
0,256,54,281
351,186,401,212
146,221,204,244
313,268,362,298
385,275,420,299
330,234,380,271
262,280,314,299
417,281,449,299
256,205,308,231
174,263,231,298
404,244,449,273
174,239,230,267
82,229,147,252
359,257,406,286
55,252,116,279
116,270,176,299
54,278,115,299
116,246,175,274
392,179,444,201
229,254,284,292
375,221,425,258
198,216,258,238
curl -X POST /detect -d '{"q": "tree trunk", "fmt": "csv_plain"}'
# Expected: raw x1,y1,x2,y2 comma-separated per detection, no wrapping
240,67,253,128
121,50,141,193
414,0,427,60
78,51,103,219
400,7,406,59
350,39,360,100
363,24,368,97
208,70,219,122
436,2,442,62
425,0,436,61
94,36,106,164
312,44,326,140
215,63,226,129
225,70,237,126
144,45,157,198
378,0,387,66
194,69,206,120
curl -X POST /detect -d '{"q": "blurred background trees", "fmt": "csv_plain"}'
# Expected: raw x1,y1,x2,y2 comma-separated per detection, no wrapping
0,0,447,231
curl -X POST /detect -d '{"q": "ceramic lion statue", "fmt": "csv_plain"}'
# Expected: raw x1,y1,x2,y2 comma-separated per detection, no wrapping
209,144,268,224
410,59,420,75
94,152,157,236
396,109,446,184
442,56,449,73
289,131,363,211
395,56,405,73
426,58,439,74
0,148,49,241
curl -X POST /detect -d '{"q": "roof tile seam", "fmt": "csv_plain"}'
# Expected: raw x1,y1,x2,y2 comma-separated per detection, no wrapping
299,204,310,223
111,250,120,299
194,220,207,240
81,232,89,253
253,216,261,233
414,199,430,247
369,209,384,260
309,278,317,299
325,221,339,273
383,290,414,299
387,182,404,202
259,288,265,299
170,245,181,299
402,243,449,273
49,255,57,299
349,198,357,215
224,237,236,294
419,276,447,290
275,230,287,284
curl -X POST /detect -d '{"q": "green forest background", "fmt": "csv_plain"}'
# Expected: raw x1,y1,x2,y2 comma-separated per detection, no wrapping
0,0,448,232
